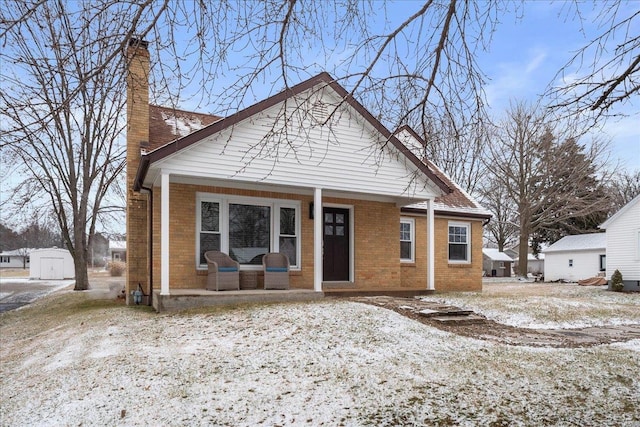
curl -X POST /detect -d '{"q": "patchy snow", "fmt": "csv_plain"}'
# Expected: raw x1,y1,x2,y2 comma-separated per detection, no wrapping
2,293,639,426
161,111,207,138
421,283,640,330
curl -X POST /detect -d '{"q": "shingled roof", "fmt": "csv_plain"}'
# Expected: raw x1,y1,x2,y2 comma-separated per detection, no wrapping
396,125,491,220
146,105,221,151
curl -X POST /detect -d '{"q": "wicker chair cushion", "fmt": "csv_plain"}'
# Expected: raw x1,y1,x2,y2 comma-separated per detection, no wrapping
266,267,288,272
218,267,238,272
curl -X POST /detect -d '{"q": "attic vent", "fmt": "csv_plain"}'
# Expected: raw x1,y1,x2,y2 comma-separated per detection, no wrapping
311,101,328,124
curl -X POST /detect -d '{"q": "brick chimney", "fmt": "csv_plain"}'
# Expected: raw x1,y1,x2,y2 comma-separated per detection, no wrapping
125,38,150,304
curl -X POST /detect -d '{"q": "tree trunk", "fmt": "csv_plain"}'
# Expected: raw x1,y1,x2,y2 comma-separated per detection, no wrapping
518,230,529,278
73,224,89,291
73,249,89,291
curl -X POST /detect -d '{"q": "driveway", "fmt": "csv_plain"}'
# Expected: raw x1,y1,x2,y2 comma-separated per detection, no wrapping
0,278,74,313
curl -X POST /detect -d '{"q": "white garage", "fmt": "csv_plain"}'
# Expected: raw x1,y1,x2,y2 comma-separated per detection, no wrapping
29,248,75,280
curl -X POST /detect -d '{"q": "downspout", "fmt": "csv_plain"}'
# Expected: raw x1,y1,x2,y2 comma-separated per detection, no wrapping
141,185,153,307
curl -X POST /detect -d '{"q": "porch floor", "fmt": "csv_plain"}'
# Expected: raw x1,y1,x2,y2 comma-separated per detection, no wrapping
324,288,436,298
151,287,435,312
152,288,324,312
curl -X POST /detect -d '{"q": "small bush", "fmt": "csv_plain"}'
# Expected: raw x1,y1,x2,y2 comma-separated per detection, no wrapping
108,261,126,277
610,269,624,292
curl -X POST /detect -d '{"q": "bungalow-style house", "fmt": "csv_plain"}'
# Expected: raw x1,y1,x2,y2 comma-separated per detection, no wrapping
482,248,513,277
599,194,640,291
125,39,490,308
542,233,606,282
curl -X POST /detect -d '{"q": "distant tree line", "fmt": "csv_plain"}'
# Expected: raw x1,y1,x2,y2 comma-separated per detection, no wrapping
0,220,115,268
0,220,63,252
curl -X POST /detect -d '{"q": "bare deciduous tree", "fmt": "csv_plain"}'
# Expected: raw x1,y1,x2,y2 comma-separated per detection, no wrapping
548,2,639,120
486,101,611,276
478,175,519,251
0,1,127,290
608,168,640,212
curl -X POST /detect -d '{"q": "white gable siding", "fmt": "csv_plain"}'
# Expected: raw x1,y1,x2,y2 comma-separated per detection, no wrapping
395,128,425,158
604,198,640,281
544,249,605,282
149,87,439,201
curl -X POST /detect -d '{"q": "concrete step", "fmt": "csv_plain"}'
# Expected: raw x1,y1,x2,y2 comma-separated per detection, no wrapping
417,308,475,317
432,314,486,324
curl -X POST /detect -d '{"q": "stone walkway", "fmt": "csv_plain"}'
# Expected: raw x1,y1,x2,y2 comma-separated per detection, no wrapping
352,296,640,348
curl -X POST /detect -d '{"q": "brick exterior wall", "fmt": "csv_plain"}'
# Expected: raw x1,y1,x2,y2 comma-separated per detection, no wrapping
148,184,484,292
125,44,150,303
400,215,483,292
149,184,410,290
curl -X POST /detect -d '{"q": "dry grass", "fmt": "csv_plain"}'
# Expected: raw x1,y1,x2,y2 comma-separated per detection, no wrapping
0,268,29,278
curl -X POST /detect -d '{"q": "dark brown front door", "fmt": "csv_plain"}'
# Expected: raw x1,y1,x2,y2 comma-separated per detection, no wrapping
323,207,349,281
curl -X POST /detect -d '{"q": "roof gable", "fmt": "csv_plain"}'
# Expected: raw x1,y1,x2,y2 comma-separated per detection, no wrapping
135,73,451,201
600,194,640,229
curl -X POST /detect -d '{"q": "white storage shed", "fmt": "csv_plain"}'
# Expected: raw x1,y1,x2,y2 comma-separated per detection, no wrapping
29,248,75,280
542,233,606,282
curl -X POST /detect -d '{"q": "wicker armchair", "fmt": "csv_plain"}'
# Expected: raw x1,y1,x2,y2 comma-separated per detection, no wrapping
204,251,240,291
262,253,290,290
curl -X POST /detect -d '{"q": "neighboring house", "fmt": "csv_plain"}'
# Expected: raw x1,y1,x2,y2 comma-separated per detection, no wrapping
507,244,545,276
599,194,640,291
124,39,490,307
109,241,127,262
482,248,513,277
29,248,75,280
542,233,606,282
0,249,31,269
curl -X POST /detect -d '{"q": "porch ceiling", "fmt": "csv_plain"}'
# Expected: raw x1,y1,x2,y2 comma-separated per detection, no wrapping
146,172,434,206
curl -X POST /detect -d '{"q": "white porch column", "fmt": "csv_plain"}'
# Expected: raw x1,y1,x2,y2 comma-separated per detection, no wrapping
314,188,323,292
427,198,435,290
160,172,170,295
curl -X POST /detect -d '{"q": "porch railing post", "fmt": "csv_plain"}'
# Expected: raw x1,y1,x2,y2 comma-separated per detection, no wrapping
314,187,323,292
161,172,170,295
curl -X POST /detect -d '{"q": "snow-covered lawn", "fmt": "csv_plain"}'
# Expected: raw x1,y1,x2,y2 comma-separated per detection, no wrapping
422,282,640,329
1,284,639,426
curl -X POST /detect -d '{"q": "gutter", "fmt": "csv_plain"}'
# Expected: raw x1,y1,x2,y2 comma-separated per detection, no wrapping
401,206,492,221
133,154,150,192
140,184,153,307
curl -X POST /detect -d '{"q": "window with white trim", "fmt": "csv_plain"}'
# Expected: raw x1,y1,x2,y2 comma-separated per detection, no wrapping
599,255,606,272
196,194,300,270
448,221,471,263
198,199,221,265
0,256,9,263
400,218,415,262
